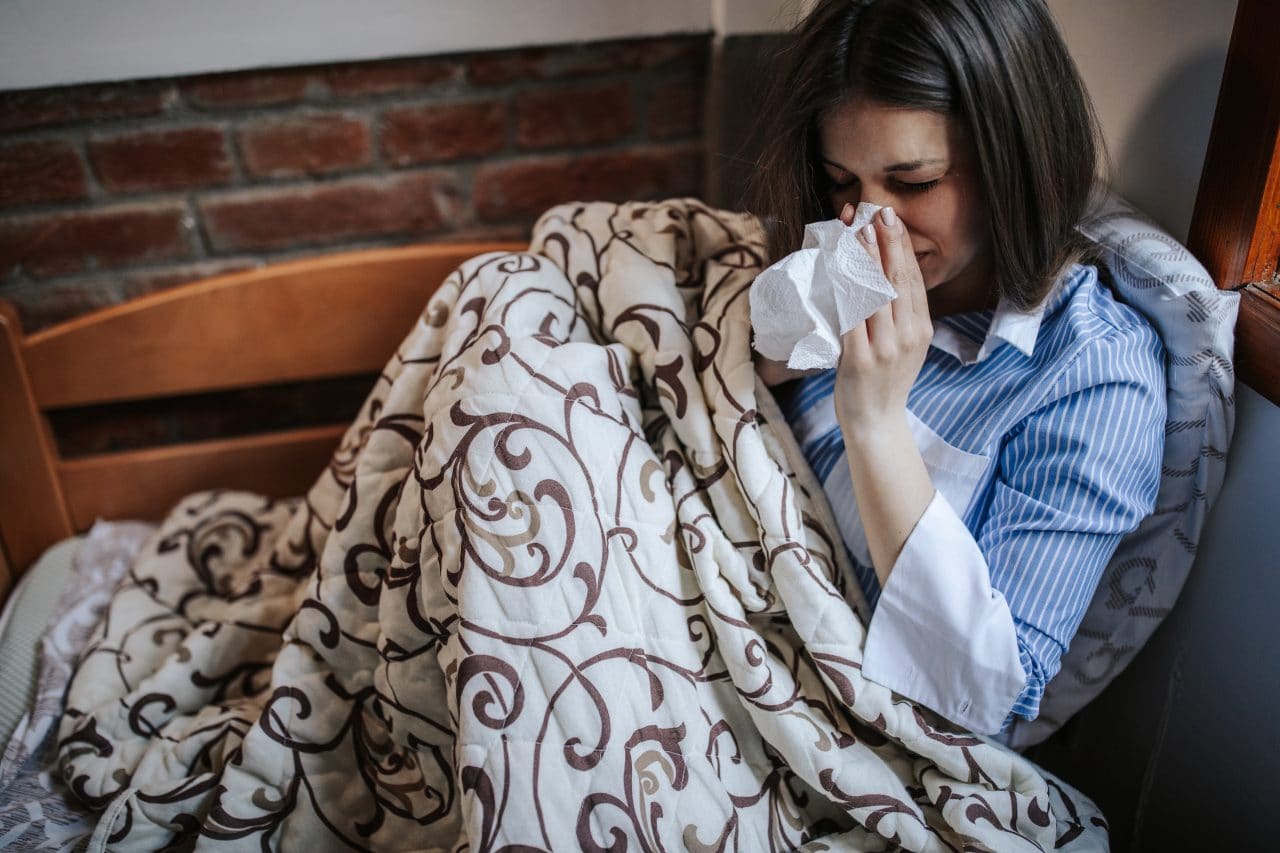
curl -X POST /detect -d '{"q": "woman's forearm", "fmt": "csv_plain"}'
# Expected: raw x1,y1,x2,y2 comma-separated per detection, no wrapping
840,411,935,587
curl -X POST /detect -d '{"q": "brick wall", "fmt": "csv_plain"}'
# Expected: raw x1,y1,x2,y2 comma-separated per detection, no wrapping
0,35,708,333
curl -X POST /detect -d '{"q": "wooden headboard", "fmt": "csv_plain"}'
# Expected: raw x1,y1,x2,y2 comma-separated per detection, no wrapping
0,241,523,598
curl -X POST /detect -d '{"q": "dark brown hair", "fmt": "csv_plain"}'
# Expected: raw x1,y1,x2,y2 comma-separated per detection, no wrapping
746,0,1104,309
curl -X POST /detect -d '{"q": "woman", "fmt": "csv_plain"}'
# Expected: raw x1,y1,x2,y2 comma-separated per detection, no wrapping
750,0,1166,737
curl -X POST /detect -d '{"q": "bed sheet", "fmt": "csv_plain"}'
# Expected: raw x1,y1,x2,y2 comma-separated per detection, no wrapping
0,537,81,750
0,522,153,851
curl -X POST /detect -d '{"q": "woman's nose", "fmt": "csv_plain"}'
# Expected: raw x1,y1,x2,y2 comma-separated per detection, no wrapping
859,184,894,210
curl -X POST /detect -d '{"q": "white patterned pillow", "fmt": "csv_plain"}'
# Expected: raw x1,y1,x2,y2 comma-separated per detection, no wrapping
1006,191,1239,748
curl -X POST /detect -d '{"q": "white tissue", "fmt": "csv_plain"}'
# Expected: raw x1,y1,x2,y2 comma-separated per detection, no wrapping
750,203,897,370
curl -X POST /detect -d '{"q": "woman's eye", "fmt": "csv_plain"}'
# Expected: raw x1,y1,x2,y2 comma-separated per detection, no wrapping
895,179,941,194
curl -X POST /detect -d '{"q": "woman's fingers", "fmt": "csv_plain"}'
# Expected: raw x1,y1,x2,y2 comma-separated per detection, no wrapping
840,202,856,226
838,316,871,370
863,300,897,357
851,208,932,361
855,209,920,317
873,207,928,316
838,207,933,427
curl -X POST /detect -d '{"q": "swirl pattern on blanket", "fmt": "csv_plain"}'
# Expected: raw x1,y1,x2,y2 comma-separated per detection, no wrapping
55,199,1107,851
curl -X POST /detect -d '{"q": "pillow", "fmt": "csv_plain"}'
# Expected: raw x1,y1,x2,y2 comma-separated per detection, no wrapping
1005,191,1239,748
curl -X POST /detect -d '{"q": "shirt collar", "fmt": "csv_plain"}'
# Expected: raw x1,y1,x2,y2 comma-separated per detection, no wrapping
929,271,1071,366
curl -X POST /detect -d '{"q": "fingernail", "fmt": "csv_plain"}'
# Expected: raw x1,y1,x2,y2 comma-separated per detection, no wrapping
880,206,897,228
842,203,854,220
861,223,876,243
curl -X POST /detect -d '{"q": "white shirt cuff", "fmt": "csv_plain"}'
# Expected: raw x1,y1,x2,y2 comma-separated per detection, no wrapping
861,490,1026,734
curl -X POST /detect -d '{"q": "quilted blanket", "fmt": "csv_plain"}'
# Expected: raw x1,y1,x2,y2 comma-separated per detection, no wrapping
57,199,1108,851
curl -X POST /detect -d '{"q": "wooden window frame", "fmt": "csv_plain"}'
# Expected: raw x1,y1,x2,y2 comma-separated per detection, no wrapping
1187,0,1280,406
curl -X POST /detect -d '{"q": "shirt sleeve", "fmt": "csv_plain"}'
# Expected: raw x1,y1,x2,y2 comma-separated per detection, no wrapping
861,323,1166,734
861,490,1027,734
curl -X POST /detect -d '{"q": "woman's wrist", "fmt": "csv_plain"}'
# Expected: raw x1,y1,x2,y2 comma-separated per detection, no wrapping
836,406,934,586
836,404,911,449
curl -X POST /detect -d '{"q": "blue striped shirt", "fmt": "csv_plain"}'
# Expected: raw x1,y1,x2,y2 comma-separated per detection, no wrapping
777,265,1166,726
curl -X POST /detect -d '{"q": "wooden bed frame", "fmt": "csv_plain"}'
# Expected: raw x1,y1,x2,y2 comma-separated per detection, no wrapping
0,241,522,602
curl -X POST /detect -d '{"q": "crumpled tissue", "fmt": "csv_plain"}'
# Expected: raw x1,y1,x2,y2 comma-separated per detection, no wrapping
750,202,897,370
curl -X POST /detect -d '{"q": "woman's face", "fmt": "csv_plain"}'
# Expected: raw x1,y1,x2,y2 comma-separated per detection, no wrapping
819,96,992,315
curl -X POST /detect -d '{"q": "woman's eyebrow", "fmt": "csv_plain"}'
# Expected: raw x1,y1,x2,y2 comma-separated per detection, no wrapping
884,158,946,173
820,157,947,173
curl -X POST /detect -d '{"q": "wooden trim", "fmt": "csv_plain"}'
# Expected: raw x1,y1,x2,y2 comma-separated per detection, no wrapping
0,301,73,580
0,539,12,605
58,424,347,528
1235,283,1280,405
1247,133,1280,284
1187,0,1280,288
26,242,523,409
1187,0,1280,405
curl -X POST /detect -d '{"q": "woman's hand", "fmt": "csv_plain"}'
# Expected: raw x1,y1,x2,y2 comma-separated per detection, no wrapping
833,204,933,440
832,204,936,585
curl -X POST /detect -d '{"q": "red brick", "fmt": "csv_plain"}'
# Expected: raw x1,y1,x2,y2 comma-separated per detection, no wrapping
0,82,171,133
53,401,174,455
198,172,459,251
90,127,232,193
0,141,89,208
548,36,709,77
326,57,460,96
466,37,708,87
467,49,549,86
381,100,506,166
5,278,124,332
419,222,530,245
181,68,315,109
647,78,703,140
238,114,371,178
48,374,374,455
515,82,633,150
0,201,190,278
473,144,702,222
5,259,261,333
122,258,262,299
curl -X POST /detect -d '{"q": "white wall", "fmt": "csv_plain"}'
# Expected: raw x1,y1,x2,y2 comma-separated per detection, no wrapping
1047,0,1239,241
711,0,812,35
0,0,803,93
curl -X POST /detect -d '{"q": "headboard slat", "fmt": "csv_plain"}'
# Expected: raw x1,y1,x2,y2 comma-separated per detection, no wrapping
58,424,348,528
0,303,74,589
25,243,523,409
